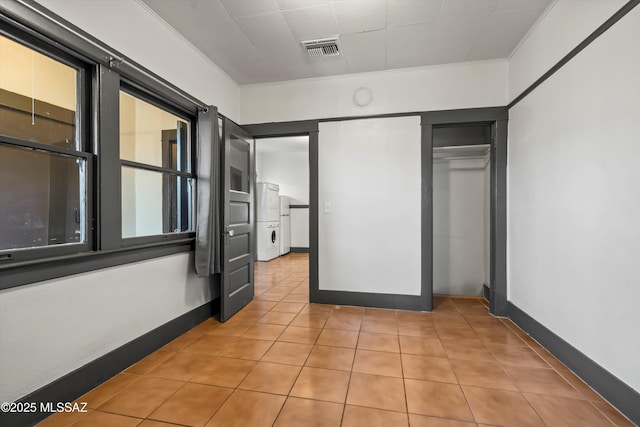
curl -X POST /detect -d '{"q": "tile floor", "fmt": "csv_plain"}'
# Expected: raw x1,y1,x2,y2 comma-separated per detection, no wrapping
39,253,634,427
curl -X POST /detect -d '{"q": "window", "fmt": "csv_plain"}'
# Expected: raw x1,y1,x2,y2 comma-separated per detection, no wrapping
0,33,90,258
119,89,194,239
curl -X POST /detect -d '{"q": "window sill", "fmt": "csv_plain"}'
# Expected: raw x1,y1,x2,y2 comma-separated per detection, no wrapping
0,238,195,291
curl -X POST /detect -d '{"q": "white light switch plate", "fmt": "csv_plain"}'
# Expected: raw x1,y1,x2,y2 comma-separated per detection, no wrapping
324,201,332,213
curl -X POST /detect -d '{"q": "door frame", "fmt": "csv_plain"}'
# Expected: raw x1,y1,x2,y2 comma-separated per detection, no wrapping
243,121,319,298
243,107,507,315
422,107,508,316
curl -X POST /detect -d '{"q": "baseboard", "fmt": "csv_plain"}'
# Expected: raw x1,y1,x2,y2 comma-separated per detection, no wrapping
482,284,490,302
508,302,640,425
311,289,429,311
2,299,218,427
290,247,310,253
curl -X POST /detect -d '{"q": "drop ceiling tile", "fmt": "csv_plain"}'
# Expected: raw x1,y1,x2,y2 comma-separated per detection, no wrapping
423,14,487,65
218,47,269,84
440,0,498,17
236,12,296,47
341,30,386,73
256,42,318,81
219,0,280,18
467,7,547,60
386,22,435,69
193,19,256,55
282,4,339,41
495,0,552,12
309,56,350,77
144,0,231,26
277,0,331,11
387,0,442,28
332,0,387,35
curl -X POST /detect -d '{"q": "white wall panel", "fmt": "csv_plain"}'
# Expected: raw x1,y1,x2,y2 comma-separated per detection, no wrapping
508,0,625,102
508,4,640,392
240,60,508,124
433,158,489,295
290,208,310,248
0,253,212,402
318,117,421,295
256,151,309,205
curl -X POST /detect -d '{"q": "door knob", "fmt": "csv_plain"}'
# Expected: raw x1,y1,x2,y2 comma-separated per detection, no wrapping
228,229,235,237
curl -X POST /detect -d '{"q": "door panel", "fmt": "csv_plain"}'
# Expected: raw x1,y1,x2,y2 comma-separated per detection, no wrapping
221,118,255,322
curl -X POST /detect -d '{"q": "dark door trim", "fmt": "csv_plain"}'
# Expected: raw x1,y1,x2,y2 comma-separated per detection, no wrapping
243,122,319,301
244,107,507,314
422,107,508,316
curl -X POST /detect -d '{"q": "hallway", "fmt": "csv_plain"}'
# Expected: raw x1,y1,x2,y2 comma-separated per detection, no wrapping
39,254,631,426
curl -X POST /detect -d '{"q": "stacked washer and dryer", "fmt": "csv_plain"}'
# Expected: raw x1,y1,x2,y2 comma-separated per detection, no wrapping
256,182,291,261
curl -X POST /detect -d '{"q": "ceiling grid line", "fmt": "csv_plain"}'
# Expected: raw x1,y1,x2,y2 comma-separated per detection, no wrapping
140,0,554,84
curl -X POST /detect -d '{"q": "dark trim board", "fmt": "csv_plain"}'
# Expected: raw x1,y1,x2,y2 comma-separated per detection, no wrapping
243,120,319,136
311,289,429,311
0,241,194,290
289,204,310,209
289,247,309,253
508,302,640,425
1,300,218,427
508,0,640,108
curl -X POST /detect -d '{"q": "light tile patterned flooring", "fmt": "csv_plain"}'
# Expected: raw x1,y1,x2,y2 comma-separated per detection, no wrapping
40,253,634,427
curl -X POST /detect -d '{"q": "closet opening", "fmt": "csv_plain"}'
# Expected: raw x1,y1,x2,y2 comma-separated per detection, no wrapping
432,124,492,301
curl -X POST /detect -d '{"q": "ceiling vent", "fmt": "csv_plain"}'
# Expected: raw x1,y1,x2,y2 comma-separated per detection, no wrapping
302,38,340,57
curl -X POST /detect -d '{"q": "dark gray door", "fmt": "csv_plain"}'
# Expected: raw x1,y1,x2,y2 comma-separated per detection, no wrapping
221,118,255,322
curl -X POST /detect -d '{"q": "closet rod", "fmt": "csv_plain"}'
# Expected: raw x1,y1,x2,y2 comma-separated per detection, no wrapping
433,144,491,151
433,155,490,161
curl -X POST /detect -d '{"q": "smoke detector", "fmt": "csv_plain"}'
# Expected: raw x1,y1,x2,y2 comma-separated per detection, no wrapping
302,38,340,57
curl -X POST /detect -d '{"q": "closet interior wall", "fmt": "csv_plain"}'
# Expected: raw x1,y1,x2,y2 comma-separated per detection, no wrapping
432,125,491,296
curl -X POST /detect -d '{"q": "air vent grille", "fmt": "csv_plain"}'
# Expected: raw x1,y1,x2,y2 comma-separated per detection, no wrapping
302,38,340,57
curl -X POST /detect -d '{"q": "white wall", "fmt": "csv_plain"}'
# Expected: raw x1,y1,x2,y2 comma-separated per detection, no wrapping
319,117,421,296
0,253,213,402
508,2,640,393
256,146,310,249
256,151,309,205
290,208,310,249
240,60,508,124
433,158,489,295
508,0,626,101
35,0,239,120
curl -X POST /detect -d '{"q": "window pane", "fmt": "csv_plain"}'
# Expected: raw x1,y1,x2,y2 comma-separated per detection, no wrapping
121,167,193,238
0,34,77,149
120,91,190,171
230,136,250,192
0,144,85,250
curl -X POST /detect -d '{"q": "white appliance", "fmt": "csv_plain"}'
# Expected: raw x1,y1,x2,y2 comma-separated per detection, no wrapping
279,196,290,255
257,222,280,261
256,182,280,222
256,182,280,261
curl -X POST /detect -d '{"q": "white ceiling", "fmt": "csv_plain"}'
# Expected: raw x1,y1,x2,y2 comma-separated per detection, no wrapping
139,0,553,84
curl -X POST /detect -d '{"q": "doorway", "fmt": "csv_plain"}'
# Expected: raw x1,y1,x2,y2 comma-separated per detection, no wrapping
432,125,491,297
422,108,508,316
244,122,317,306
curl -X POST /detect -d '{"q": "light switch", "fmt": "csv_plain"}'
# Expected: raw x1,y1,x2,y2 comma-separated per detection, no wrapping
324,201,332,213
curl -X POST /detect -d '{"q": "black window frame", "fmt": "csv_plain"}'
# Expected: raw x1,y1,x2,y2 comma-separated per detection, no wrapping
0,2,206,291
117,82,197,247
0,23,95,264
